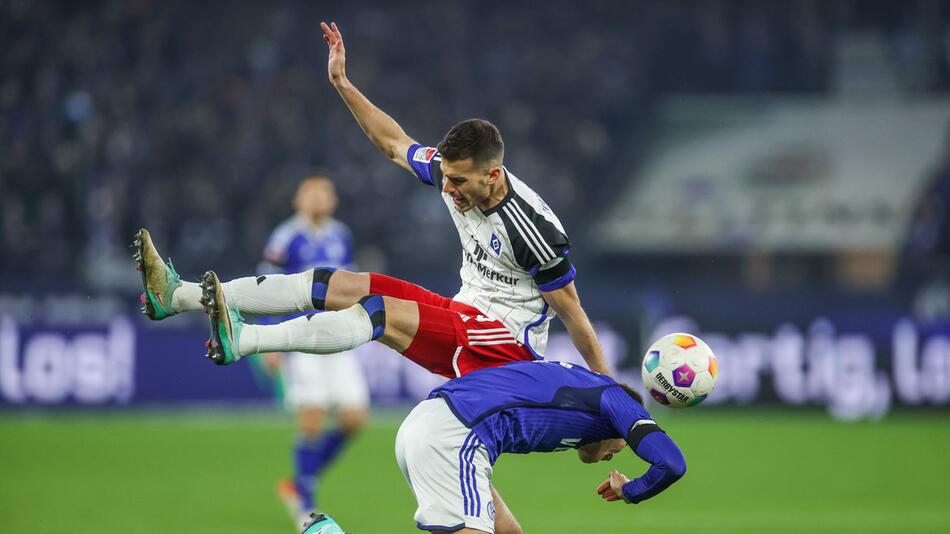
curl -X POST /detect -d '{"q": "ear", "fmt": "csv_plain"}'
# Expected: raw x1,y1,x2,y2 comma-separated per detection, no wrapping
487,166,503,185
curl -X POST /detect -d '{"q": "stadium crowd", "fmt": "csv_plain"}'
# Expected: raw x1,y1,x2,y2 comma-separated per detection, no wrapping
2,0,944,287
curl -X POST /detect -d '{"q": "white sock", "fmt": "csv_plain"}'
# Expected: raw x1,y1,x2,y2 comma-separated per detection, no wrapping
222,271,315,316
171,281,204,313
237,304,375,356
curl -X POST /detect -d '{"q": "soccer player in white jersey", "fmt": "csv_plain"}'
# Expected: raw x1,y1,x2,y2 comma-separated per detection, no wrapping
311,21,609,375
134,20,609,378
132,21,610,534
258,177,369,528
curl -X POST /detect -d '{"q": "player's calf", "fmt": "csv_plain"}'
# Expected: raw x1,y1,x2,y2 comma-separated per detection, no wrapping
317,268,371,311
202,290,394,363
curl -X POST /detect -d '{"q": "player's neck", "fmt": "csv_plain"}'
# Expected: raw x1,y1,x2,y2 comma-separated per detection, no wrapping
299,213,329,228
478,172,509,211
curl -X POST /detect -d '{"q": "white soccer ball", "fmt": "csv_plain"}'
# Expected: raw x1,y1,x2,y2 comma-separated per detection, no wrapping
641,333,718,409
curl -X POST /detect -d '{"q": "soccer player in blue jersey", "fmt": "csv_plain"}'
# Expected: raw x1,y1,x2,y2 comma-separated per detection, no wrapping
258,176,369,527
396,360,686,534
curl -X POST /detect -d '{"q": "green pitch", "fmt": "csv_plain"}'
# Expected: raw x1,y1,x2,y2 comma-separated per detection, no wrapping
1,408,948,533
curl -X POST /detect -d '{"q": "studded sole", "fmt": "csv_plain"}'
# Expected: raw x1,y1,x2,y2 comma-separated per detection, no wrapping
200,271,231,365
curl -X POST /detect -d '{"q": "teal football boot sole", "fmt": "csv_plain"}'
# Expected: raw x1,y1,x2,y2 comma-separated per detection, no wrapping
301,512,347,534
200,271,244,365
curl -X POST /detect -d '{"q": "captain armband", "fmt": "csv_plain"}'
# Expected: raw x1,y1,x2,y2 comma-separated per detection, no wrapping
625,419,663,450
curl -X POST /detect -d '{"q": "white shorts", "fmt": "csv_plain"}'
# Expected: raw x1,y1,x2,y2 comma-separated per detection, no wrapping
395,397,495,533
282,350,369,410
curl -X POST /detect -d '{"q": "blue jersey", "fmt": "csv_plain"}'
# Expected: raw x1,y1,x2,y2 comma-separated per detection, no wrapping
259,215,355,322
429,360,686,504
261,215,355,275
429,360,655,463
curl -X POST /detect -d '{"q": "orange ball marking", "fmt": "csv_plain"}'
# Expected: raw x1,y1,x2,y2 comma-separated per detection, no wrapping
673,335,697,349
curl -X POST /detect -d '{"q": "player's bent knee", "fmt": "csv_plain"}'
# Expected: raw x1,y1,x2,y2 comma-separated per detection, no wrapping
310,267,338,310
325,269,370,310
357,295,387,341
298,426,322,441
371,297,419,353
296,407,326,439
337,409,368,436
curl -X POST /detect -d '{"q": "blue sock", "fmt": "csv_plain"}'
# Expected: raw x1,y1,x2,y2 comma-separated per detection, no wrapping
294,430,349,510
294,438,321,510
310,267,337,310
358,295,386,340
313,429,348,477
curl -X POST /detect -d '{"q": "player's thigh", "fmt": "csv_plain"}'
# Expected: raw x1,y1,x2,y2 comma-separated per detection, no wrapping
327,271,452,311
489,485,523,534
368,273,453,308
396,398,495,533
453,314,534,376
394,400,428,484
397,301,465,378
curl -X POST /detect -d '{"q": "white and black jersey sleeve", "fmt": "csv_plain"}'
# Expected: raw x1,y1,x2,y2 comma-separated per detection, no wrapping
499,196,576,291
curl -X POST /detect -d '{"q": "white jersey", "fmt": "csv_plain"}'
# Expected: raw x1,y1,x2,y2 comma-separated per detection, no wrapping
407,144,576,357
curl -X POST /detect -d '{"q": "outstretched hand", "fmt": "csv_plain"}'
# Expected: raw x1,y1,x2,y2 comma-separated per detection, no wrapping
320,21,346,85
595,469,631,503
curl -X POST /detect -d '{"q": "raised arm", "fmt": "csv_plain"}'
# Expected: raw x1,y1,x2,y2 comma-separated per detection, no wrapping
321,21,416,173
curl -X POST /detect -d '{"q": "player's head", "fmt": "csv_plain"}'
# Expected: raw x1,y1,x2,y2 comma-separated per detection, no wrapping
437,118,505,212
577,383,644,463
294,175,338,223
578,438,627,464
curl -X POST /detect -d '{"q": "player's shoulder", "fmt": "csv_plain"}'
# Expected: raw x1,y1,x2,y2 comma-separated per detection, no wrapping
262,216,306,264
267,215,306,245
494,169,570,269
324,217,353,237
506,171,563,224
500,170,568,239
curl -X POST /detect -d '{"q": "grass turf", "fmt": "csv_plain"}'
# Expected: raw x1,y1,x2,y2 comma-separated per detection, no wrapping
1,408,948,533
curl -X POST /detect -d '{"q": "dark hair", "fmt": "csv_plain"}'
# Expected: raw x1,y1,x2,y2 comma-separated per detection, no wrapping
437,118,505,168
619,383,644,405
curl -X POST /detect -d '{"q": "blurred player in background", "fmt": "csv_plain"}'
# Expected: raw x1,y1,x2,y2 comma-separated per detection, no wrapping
258,176,369,528
396,360,686,533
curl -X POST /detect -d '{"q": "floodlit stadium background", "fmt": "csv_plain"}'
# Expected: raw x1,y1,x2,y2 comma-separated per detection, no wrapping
3,1,950,532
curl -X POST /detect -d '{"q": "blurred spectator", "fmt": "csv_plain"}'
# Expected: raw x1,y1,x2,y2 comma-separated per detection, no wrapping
3,0,943,288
